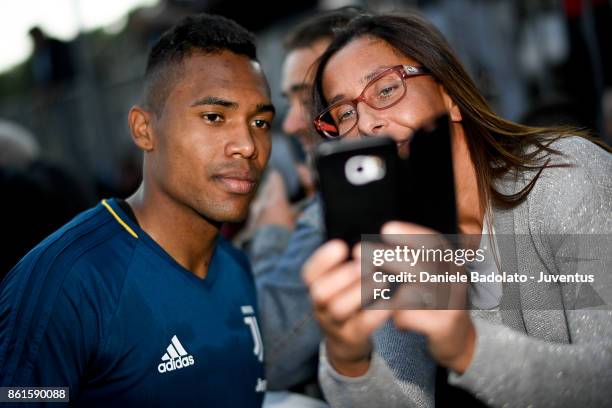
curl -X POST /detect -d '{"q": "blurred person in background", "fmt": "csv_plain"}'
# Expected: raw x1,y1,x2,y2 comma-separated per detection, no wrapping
0,119,92,280
561,0,612,142
28,26,76,92
303,11,612,408
0,119,40,170
1,14,274,406
418,0,528,122
245,7,362,408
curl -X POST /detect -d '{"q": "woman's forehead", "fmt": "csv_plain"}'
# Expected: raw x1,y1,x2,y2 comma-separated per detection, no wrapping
322,37,418,97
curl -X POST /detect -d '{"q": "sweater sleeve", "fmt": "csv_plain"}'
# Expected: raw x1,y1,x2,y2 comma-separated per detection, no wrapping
449,137,612,407
319,321,435,408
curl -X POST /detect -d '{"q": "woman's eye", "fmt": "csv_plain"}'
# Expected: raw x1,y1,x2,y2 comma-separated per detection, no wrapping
253,119,270,129
337,108,355,123
378,85,398,98
202,113,223,123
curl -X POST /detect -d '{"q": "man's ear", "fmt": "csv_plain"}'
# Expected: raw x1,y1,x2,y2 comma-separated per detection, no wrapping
438,84,462,122
128,106,155,151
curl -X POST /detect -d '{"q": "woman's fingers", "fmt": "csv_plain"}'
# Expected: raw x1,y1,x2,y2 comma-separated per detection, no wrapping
354,308,393,335
382,221,436,235
302,239,348,285
303,240,364,323
325,277,363,323
309,260,361,310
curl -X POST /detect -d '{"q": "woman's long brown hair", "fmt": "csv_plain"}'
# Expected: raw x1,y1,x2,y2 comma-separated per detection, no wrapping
312,12,611,211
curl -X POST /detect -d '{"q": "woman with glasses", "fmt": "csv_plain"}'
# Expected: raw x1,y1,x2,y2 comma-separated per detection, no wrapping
302,11,612,408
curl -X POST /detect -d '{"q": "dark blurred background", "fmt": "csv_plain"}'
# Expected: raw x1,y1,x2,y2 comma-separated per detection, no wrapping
1,0,611,276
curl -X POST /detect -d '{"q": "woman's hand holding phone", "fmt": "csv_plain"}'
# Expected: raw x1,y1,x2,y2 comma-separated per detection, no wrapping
305,114,474,374
382,221,476,374
302,240,392,377
303,221,476,376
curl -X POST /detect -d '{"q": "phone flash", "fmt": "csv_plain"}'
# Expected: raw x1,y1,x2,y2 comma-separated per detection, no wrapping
345,155,386,185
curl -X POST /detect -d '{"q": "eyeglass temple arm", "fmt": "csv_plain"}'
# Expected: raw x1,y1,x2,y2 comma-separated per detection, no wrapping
402,65,429,77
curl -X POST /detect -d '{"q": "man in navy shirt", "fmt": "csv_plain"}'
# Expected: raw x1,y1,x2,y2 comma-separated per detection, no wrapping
0,13,274,407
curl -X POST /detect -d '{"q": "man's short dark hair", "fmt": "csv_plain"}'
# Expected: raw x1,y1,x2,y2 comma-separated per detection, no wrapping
144,13,257,115
283,6,364,51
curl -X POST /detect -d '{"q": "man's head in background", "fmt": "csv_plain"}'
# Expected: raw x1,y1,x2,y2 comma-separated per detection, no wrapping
0,120,40,169
128,14,275,225
281,7,363,151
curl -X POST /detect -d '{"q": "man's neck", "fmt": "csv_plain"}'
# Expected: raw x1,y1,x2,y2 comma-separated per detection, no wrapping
452,124,484,235
126,184,219,279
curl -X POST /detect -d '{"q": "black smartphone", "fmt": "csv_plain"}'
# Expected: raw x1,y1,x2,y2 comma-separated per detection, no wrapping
398,114,457,235
315,136,404,248
314,114,457,248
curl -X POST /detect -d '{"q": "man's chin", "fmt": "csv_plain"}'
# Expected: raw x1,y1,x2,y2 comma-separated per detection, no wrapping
218,212,247,224
201,205,249,225
189,192,254,225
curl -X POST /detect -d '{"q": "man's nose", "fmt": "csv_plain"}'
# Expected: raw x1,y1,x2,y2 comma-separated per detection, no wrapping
226,124,257,159
282,104,306,136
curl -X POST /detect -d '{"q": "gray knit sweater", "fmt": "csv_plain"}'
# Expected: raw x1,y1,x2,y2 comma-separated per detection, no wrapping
319,136,612,407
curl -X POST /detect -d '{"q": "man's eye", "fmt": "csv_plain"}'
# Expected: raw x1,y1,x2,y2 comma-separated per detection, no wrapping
202,113,223,123
300,98,313,109
253,119,270,129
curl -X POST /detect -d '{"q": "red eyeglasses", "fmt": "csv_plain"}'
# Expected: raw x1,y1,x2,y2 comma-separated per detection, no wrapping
314,65,430,139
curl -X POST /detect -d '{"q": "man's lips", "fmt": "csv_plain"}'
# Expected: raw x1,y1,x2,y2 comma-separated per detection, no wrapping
213,171,258,194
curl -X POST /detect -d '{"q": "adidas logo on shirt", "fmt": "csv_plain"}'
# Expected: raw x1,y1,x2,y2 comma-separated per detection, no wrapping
157,335,195,374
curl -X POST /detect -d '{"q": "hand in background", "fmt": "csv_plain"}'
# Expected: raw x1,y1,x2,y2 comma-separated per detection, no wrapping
295,163,316,199
248,170,296,230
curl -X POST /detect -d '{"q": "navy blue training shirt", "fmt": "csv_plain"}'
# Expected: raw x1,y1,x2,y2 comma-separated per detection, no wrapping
0,198,265,407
